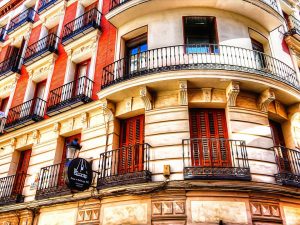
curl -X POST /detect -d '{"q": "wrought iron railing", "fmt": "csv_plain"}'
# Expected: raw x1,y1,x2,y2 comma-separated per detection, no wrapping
102,44,298,89
286,15,300,35
62,8,101,43
97,143,151,188
273,146,300,187
36,162,70,199
0,55,21,78
0,172,26,205
47,76,93,114
5,98,46,130
24,33,59,65
0,26,6,42
7,8,35,33
108,0,279,12
182,138,251,180
38,0,62,13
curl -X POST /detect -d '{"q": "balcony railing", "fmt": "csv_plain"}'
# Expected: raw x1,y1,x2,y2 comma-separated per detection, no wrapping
0,173,26,205
109,0,279,12
183,138,251,180
0,55,21,79
4,98,46,132
273,146,300,188
102,44,298,89
7,8,35,33
0,26,6,42
24,33,59,66
36,162,70,200
97,143,151,189
38,0,63,13
286,15,300,36
61,8,101,45
47,76,93,116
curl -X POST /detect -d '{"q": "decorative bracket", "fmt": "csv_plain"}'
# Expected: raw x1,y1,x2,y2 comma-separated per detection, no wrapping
178,80,188,106
226,81,240,107
140,86,153,111
202,88,212,102
100,99,115,122
257,89,275,112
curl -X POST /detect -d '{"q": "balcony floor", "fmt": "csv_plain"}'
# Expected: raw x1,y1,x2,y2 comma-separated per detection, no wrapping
4,114,44,132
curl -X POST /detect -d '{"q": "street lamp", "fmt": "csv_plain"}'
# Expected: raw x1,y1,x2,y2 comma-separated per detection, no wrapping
66,138,82,160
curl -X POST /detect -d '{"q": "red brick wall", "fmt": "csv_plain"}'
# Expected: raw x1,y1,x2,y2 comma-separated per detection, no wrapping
93,0,117,98
27,24,42,46
10,66,29,107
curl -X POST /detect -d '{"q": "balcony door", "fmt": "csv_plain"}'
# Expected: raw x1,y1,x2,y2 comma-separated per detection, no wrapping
270,120,291,173
0,97,9,115
251,38,266,69
126,34,148,75
12,150,31,196
119,115,145,174
83,2,98,26
189,109,230,167
75,60,90,97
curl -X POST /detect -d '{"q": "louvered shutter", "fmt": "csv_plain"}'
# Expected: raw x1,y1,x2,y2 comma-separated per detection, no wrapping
119,115,145,173
189,109,230,167
13,149,32,194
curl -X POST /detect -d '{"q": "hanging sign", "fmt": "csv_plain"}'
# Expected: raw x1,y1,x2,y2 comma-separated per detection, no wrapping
67,158,93,191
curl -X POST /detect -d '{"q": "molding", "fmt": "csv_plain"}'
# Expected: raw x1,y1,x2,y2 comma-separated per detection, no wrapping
178,80,188,106
257,89,276,112
201,88,212,102
140,86,152,111
226,81,240,107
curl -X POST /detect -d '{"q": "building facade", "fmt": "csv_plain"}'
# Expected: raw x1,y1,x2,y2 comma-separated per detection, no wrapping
0,0,299,224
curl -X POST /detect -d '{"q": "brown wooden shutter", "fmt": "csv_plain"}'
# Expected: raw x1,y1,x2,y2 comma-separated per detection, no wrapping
119,115,145,173
269,120,285,146
189,109,230,167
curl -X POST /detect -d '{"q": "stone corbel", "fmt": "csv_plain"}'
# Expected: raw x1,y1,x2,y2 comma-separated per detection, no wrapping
257,89,275,112
202,88,212,102
53,122,61,138
178,80,188,106
226,81,240,107
81,112,88,129
10,138,16,150
140,86,152,111
100,99,115,122
32,130,40,144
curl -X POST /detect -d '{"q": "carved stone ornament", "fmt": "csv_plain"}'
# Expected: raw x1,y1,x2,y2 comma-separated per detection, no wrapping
178,80,188,106
257,89,275,112
140,86,152,111
226,81,240,107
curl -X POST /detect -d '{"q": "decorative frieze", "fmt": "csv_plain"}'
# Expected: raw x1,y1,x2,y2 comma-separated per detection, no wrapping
32,130,40,144
250,201,282,222
226,81,240,107
81,112,88,129
257,89,275,112
140,86,152,111
125,97,133,112
202,88,212,102
77,208,100,224
178,80,188,106
152,200,185,217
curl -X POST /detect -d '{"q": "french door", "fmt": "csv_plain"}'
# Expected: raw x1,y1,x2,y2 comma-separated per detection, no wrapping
75,60,90,97
119,115,145,174
189,109,231,167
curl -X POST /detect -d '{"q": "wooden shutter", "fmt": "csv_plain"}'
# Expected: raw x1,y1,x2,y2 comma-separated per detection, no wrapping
13,149,31,194
0,97,9,112
269,120,285,146
119,115,145,173
189,109,230,167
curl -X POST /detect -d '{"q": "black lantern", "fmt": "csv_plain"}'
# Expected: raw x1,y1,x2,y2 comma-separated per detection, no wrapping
66,138,82,160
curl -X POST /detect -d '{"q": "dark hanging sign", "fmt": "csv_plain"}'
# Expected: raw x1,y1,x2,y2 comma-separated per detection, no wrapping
67,158,93,191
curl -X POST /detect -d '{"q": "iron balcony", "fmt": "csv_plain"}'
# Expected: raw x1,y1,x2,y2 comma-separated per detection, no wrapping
101,44,298,90
47,76,93,116
97,143,151,189
0,54,21,80
4,98,46,132
35,161,70,200
61,8,101,45
38,0,65,14
273,146,300,188
182,138,251,181
0,173,26,205
7,8,35,34
23,33,59,66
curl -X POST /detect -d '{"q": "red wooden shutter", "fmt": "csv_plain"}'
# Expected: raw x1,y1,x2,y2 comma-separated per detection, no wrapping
189,109,230,167
0,97,9,112
269,120,285,146
13,150,31,194
119,115,145,173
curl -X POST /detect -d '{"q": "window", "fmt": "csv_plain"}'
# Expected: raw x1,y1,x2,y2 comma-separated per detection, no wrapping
184,16,218,53
126,34,148,74
251,38,266,69
75,59,90,96
0,97,9,114
189,109,230,167
119,115,145,173
13,150,31,195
